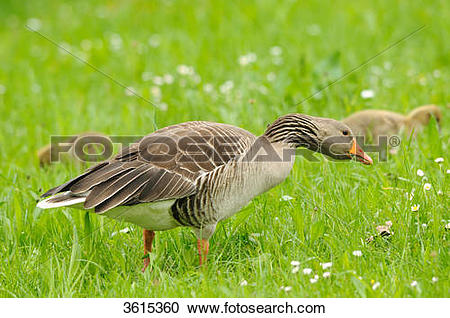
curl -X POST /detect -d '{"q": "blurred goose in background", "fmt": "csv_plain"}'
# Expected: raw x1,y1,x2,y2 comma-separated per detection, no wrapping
37,114,372,271
342,104,442,142
38,132,109,166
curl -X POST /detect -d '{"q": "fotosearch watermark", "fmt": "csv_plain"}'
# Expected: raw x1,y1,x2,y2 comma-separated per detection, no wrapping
47,134,401,164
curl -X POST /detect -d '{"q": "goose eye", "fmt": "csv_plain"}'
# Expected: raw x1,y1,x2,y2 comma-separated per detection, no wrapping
342,130,350,136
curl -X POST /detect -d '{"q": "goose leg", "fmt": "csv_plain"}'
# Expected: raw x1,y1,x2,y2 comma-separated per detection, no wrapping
141,229,155,273
197,239,209,266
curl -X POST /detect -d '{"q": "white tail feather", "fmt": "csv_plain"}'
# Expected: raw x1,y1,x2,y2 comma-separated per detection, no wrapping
36,192,87,209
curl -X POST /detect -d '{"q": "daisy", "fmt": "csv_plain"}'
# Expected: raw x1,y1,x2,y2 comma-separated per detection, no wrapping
150,86,161,100
203,83,214,93
431,277,438,283
372,282,380,290
80,39,92,51
291,266,300,274
266,72,276,82
219,80,234,94
416,169,424,177
434,157,444,163
177,65,194,76
411,204,420,212
360,89,375,99
290,260,300,266
153,76,164,86
352,250,362,257
320,262,332,270
141,71,152,82
26,18,42,31
238,55,249,66
124,86,137,96
323,272,331,278
281,195,294,201
410,280,418,287
423,183,431,191
163,74,174,85
240,280,248,286
303,268,312,275
270,46,282,56
310,275,319,284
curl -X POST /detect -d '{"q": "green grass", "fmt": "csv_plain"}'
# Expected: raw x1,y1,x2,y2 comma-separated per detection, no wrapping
0,0,448,297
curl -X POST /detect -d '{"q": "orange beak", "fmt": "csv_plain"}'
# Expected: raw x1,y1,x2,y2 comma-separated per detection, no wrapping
350,138,373,165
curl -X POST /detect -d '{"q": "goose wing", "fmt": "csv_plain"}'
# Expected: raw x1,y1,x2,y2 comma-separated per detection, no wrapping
40,121,256,213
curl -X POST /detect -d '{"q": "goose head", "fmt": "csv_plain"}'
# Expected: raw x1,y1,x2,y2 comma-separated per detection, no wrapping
264,113,373,165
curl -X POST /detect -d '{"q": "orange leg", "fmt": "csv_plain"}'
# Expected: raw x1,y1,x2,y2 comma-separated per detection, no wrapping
141,229,155,273
197,239,209,266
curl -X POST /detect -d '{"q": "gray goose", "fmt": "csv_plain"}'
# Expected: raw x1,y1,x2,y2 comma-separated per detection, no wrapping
342,104,442,142
37,114,372,271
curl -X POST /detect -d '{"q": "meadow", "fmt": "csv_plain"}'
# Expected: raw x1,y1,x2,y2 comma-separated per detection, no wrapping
0,0,448,297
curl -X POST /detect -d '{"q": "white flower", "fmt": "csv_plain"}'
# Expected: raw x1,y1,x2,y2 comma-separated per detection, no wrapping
352,250,362,257
153,76,164,86
80,39,92,51
416,169,424,177
361,89,375,99
445,223,450,230
290,260,300,266
247,52,257,62
320,262,332,270
433,70,441,78
410,280,418,287
238,53,257,66
148,34,160,47
434,157,444,163
310,275,319,284
258,85,269,95
372,282,380,290
157,102,168,111
219,80,234,94
238,55,250,66
163,74,174,85
119,227,131,234
281,195,294,202
124,86,137,96
109,33,122,51
422,223,427,228
411,204,420,212
26,18,42,31
431,277,438,283
266,72,276,82
291,266,300,274
0,84,6,95
423,183,432,191
150,86,161,100
437,190,443,195
176,65,194,76
141,71,152,81
203,83,214,93
322,272,331,278
240,280,248,286
270,46,282,56
447,169,450,174
303,268,312,275
283,286,292,292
